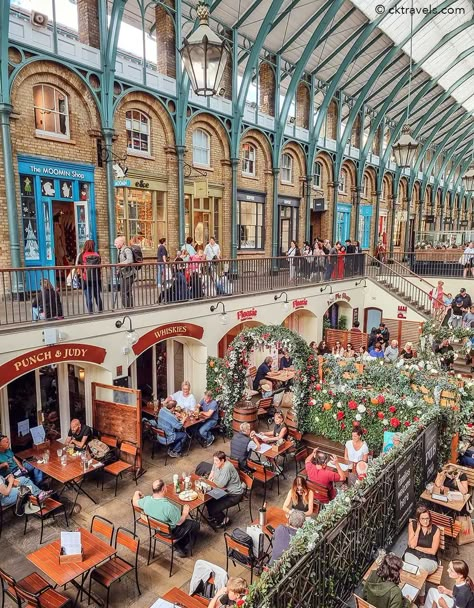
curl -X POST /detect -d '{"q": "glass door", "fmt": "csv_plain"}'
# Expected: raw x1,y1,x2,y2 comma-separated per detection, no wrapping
68,364,86,423
74,200,90,253
194,210,211,246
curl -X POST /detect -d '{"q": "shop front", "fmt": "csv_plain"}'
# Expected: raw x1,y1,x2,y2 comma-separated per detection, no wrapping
359,205,373,249
310,197,328,245
237,190,266,251
0,343,107,452
114,172,168,257
336,203,352,243
185,181,223,247
278,196,300,256
18,156,96,287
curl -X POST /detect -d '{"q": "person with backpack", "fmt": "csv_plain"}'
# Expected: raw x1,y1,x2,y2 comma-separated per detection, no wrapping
78,239,103,313
115,236,135,308
0,472,52,509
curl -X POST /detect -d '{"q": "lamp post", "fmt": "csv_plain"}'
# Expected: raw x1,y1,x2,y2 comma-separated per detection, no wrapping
180,1,231,97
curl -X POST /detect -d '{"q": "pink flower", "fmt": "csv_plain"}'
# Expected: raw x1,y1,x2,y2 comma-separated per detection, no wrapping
348,400,358,410
390,417,401,428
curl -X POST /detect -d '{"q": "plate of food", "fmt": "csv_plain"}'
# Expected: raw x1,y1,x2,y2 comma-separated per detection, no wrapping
179,490,198,502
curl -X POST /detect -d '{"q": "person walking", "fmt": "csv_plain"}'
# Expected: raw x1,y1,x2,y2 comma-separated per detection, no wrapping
78,239,103,313
157,237,168,287
287,240,299,282
429,280,446,322
313,241,326,282
204,236,221,279
115,236,135,308
302,241,313,279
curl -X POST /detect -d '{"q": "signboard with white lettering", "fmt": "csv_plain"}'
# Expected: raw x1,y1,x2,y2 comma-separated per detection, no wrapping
395,449,415,531
424,422,438,484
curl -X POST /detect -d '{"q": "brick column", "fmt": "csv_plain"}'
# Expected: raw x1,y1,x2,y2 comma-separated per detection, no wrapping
296,83,309,129
219,28,233,100
259,60,275,116
156,0,176,78
77,0,100,49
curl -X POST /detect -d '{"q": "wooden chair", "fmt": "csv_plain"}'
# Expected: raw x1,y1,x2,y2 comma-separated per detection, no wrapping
246,366,259,397
294,447,309,477
23,494,68,544
426,564,444,585
257,397,274,428
224,532,263,584
306,479,330,504
147,516,184,576
0,568,51,608
131,500,149,537
428,511,460,554
354,594,376,608
150,427,169,465
246,459,279,505
100,434,118,455
212,408,227,444
238,470,255,521
88,527,141,608
14,583,71,608
101,441,138,496
90,514,115,546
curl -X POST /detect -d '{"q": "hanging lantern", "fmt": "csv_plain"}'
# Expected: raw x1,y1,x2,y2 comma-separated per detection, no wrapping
180,1,231,97
392,123,420,168
462,164,474,192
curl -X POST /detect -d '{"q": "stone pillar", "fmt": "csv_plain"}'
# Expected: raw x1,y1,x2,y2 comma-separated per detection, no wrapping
156,0,176,78
77,0,100,49
296,82,309,129
259,60,275,117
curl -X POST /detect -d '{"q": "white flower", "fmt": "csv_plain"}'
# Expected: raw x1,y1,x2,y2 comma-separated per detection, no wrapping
406,400,414,408
337,401,342,408
382,419,389,426
333,414,337,419
315,417,320,422
322,389,328,394
357,404,366,413
355,413,362,421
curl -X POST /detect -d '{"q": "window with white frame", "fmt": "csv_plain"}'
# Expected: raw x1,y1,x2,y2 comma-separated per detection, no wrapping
363,174,370,198
126,110,150,155
313,161,322,189
241,143,256,176
193,128,210,166
338,169,348,193
33,84,69,138
281,153,293,184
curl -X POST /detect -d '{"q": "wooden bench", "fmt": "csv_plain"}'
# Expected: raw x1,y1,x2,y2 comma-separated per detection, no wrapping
455,464,474,488
426,564,443,586
302,433,345,458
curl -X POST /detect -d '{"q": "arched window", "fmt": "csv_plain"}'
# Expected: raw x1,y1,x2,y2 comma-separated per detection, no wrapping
338,169,348,194
33,84,69,138
313,160,322,189
241,143,256,176
281,153,293,184
126,110,150,154
193,128,210,166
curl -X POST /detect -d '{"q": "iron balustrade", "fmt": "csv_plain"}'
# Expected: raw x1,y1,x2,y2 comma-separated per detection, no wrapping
252,423,434,608
0,254,368,328
388,251,471,278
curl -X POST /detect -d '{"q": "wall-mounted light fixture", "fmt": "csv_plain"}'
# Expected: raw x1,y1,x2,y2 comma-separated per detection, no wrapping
210,301,228,325
274,291,290,310
320,284,333,294
355,279,367,288
78,367,85,382
115,315,139,351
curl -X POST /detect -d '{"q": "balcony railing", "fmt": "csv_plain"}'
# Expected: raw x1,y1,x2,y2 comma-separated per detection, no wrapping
389,250,471,277
0,255,368,328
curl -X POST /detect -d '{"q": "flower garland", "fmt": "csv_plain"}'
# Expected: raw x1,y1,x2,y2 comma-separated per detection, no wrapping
219,325,320,430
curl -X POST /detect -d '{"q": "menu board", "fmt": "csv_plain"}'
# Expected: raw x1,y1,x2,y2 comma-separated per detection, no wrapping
395,449,415,531
424,422,438,483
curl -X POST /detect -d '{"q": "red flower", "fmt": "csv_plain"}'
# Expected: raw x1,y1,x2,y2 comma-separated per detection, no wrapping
328,390,335,396
340,422,346,430
404,421,411,427
315,384,322,391
390,417,401,428
348,400,358,410
362,428,368,435
337,411,345,421
389,406,397,413
311,376,316,381
377,395,385,404
468,423,473,428
413,416,420,422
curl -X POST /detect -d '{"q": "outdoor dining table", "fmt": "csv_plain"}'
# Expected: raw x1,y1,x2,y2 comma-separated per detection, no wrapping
254,439,294,478
165,473,219,529
420,489,470,513
363,559,429,601
17,440,103,514
160,587,207,608
266,369,296,383
251,505,288,538
27,527,116,607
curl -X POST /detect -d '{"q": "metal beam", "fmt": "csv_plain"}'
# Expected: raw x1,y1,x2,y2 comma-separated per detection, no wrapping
313,23,371,74
278,0,335,55
233,0,266,29
343,46,396,92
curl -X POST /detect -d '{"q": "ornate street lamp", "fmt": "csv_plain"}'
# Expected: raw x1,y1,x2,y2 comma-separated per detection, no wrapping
462,164,474,192
180,1,231,97
392,123,420,168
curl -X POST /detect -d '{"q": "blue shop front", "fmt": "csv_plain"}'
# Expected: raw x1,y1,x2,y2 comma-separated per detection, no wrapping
18,156,96,288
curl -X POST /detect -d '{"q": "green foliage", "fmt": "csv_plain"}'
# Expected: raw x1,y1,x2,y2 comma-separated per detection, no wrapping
337,314,348,330
206,356,224,400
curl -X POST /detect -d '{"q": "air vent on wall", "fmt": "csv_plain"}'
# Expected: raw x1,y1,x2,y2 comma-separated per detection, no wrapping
31,11,49,28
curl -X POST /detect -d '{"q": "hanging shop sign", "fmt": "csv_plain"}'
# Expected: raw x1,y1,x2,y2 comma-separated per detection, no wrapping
0,344,107,386
395,448,415,532
313,198,327,212
132,322,204,356
237,308,258,321
292,298,308,310
352,307,359,325
397,305,407,319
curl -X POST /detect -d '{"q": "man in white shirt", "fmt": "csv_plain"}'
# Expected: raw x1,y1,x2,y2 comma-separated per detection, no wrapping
172,381,197,413
204,237,221,261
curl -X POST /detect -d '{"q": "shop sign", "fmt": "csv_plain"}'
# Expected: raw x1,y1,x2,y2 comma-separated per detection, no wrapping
28,164,86,179
237,308,258,321
292,298,307,309
132,322,204,356
194,180,209,198
114,179,131,187
397,305,407,319
0,343,107,386
313,198,327,212
327,292,351,305
395,448,415,531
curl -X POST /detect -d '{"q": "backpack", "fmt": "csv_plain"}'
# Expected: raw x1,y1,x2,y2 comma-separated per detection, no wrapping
88,438,111,462
15,484,32,517
83,252,101,281
228,528,255,566
129,245,143,265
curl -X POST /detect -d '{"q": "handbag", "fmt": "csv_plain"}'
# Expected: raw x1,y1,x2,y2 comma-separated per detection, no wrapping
15,484,32,517
457,515,474,545
193,571,215,599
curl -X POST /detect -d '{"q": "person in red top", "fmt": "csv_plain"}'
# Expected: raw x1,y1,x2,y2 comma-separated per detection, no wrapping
304,449,346,503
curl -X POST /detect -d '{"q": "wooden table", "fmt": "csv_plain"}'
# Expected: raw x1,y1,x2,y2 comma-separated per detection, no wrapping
420,489,469,513
166,473,219,529
18,440,103,513
142,405,158,418
254,439,294,479
363,559,428,601
267,369,295,383
27,527,116,606
161,587,206,608
251,505,288,537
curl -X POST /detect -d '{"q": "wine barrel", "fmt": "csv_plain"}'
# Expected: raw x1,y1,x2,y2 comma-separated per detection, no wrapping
232,401,258,433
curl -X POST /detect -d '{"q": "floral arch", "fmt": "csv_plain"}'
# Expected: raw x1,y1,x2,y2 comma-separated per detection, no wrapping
220,325,320,429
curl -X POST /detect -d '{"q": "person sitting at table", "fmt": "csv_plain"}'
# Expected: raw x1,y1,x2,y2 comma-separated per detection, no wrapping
230,423,254,473
0,435,44,487
279,350,293,370
347,460,368,487
209,577,248,608
206,451,244,528
400,342,416,360
345,427,369,464
157,398,188,458
269,509,305,565
369,343,384,358
197,390,219,448
344,343,356,358
64,419,92,451
0,472,52,507
252,410,288,446
425,559,474,608
133,479,199,558
363,552,411,608
332,340,345,357
282,476,314,516
316,340,330,355
304,449,346,503
253,357,273,391
172,381,197,413
404,505,440,580
436,465,469,496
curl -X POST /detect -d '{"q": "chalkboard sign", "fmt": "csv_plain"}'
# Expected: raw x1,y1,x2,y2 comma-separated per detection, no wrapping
395,449,415,531
424,423,438,483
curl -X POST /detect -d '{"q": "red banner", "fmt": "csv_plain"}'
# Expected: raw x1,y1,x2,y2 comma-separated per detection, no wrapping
0,343,107,386
133,322,204,356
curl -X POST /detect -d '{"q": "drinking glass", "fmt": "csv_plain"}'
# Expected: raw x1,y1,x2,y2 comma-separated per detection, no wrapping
56,448,63,458
60,454,67,466
43,451,50,464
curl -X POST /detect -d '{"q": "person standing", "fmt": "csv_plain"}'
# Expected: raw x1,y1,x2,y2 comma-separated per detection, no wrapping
287,240,299,282
180,236,196,262
115,236,135,308
302,241,313,279
461,242,474,278
429,280,446,323
345,239,355,277
333,243,345,280
78,239,103,313
204,236,221,262
313,241,326,282
324,241,337,280
156,237,168,287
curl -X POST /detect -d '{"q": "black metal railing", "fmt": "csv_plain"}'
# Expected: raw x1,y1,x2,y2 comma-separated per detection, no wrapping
389,250,469,277
0,254,368,328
